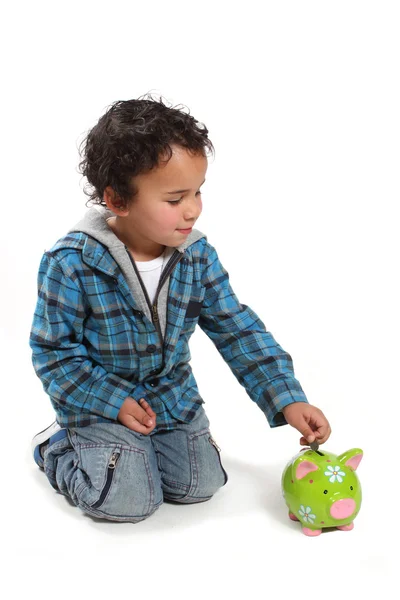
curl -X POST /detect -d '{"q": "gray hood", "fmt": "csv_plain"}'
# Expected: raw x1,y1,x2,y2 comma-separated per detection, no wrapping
66,204,206,338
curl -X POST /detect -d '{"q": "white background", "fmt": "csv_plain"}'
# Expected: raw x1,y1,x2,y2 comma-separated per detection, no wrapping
1,1,399,597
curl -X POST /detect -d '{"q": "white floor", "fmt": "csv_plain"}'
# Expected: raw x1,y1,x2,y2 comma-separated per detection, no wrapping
8,377,396,600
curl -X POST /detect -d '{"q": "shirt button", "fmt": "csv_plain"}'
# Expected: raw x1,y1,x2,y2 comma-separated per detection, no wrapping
149,378,159,387
146,345,157,353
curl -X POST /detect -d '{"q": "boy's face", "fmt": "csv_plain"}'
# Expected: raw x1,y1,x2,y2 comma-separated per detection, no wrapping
104,144,208,257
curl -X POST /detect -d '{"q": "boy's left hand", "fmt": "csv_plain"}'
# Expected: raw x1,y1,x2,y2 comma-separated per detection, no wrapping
282,402,331,446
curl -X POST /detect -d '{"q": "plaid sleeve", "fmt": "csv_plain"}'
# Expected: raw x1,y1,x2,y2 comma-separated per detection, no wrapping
29,252,151,421
198,242,309,427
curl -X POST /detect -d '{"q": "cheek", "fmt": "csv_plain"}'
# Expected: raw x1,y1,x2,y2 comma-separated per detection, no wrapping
156,207,178,229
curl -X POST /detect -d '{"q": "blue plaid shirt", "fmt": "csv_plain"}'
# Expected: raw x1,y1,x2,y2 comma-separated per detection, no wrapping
30,232,309,431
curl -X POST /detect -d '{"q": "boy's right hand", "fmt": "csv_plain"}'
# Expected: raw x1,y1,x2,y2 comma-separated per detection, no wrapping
117,397,157,435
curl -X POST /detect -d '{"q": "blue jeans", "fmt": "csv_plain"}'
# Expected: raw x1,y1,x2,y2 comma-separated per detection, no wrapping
43,405,228,523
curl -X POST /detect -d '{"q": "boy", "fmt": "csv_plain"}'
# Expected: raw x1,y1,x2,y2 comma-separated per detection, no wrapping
30,95,331,523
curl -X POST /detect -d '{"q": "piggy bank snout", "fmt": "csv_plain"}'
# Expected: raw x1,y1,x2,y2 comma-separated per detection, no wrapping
330,498,356,520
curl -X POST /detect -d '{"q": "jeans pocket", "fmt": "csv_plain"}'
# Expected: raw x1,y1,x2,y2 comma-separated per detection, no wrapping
77,443,156,520
208,435,229,486
179,429,228,500
90,449,120,509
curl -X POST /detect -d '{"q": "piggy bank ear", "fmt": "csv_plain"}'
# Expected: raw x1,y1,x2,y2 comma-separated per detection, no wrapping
295,459,319,480
337,448,363,471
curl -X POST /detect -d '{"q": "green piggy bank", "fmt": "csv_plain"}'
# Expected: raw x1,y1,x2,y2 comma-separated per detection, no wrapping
281,447,363,536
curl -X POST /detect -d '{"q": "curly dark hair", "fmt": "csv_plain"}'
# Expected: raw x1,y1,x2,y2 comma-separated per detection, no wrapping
77,93,215,209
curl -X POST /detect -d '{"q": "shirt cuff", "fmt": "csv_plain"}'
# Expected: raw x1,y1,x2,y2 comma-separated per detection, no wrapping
258,376,309,428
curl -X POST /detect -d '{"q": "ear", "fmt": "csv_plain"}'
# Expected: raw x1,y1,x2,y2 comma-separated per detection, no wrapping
103,186,129,214
337,448,363,471
295,460,319,480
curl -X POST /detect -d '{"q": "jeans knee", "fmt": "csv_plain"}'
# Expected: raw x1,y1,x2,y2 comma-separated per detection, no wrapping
161,431,229,504
164,464,227,504
66,443,163,523
79,496,164,523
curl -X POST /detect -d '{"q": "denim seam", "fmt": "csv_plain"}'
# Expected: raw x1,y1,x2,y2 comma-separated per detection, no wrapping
78,442,146,452
142,448,154,515
76,481,87,497
163,478,190,492
185,433,199,499
166,495,213,504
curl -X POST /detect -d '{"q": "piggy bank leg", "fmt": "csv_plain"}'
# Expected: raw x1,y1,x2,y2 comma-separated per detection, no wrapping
337,522,354,531
289,512,300,521
302,527,322,536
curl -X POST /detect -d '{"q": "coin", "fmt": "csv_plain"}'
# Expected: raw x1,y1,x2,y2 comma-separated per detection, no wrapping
310,440,319,452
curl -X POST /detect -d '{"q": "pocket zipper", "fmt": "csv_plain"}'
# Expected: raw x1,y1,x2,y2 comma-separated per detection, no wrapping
91,451,120,509
108,452,119,469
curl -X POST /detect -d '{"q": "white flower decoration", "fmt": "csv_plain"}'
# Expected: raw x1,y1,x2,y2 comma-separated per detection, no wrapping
325,465,346,483
298,505,316,524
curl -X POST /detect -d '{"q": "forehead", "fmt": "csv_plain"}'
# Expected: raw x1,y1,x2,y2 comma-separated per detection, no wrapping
142,145,208,188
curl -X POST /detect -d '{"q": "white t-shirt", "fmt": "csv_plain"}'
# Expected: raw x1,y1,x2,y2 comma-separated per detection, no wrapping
135,247,174,305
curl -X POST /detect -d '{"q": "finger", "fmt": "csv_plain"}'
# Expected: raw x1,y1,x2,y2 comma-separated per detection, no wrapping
309,410,330,432
138,400,156,425
301,410,331,444
137,398,155,416
138,398,157,419
312,419,331,442
316,424,332,444
133,400,155,427
125,414,154,435
300,424,331,446
299,423,316,444
299,436,313,445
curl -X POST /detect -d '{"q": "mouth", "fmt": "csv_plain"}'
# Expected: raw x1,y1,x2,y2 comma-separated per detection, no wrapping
177,226,193,233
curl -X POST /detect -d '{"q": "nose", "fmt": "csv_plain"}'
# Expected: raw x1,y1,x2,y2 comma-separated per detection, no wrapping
183,195,202,222
330,498,356,520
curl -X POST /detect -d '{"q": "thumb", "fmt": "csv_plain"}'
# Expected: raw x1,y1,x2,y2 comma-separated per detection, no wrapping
299,421,316,444
135,399,154,426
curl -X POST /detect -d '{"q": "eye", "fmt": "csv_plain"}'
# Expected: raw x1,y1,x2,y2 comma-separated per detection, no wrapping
350,486,353,491
167,191,202,205
323,490,328,494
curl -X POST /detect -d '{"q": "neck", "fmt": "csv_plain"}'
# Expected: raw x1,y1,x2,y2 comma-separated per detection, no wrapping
106,216,165,260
